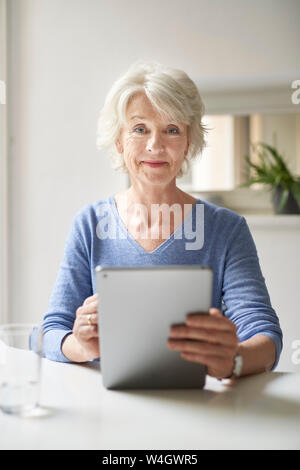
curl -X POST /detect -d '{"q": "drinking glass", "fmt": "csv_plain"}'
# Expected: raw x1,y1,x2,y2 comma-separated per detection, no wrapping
0,324,43,415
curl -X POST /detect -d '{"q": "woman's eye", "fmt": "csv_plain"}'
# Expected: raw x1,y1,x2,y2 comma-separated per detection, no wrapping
132,126,179,135
168,128,179,134
133,126,145,134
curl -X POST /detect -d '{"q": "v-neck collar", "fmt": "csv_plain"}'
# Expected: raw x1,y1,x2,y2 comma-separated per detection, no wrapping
109,195,200,255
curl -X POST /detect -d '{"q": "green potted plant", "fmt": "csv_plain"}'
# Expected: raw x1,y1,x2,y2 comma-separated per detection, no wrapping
240,141,300,214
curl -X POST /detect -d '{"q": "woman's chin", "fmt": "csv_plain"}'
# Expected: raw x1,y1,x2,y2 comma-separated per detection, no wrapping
142,172,175,186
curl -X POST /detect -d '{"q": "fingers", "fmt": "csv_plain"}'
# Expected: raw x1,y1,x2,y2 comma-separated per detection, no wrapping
77,301,98,315
75,312,98,328
209,308,223,318
167,338,236,358
185,308,237,333
72,295,100,358
79,313,98,326
78,325,98,340
167,307,238,378
169,308,237,345
76,295,98,321
74,294,99,341
169,325,238,347
180,351,234,377
73,313,99,341
83,293,98,306
76,324,99,340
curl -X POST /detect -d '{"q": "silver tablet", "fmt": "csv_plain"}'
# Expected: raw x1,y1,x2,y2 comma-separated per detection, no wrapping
95,265,213,390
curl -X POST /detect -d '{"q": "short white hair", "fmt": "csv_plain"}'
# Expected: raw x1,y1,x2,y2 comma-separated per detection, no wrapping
96,61,207,178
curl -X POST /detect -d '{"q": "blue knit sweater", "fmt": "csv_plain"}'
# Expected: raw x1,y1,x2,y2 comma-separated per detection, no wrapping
40,196,283,368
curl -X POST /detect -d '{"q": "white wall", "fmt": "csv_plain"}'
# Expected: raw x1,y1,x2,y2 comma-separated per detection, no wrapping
6,0,300,347
246,217,300,373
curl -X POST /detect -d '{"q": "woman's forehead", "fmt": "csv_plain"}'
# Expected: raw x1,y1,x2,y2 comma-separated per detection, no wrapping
126,93,158,117
125,92,183,125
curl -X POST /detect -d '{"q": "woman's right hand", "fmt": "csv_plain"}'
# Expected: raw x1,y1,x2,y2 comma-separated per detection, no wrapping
72,293,100,361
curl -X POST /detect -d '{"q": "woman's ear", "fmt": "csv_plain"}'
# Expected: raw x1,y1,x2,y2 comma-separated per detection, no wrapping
115,138,123,154
115,131,124,154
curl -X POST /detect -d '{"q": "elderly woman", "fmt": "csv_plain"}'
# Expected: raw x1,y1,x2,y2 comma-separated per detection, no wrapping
41,61,282,379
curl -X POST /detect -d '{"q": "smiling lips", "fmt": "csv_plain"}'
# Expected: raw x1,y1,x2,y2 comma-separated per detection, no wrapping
142,160,167,167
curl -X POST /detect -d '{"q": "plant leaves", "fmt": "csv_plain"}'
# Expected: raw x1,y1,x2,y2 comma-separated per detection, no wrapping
278,188,290,212
258,142,293,177
291,182,300,209
243,141,297,192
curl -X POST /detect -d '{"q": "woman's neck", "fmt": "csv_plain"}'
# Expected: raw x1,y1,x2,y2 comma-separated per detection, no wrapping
122,184,196,211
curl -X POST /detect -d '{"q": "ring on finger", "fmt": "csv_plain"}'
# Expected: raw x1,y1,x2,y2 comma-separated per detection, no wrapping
87,314,92,326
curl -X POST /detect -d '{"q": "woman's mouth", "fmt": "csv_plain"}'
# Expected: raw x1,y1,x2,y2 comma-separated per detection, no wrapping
142,161,167,168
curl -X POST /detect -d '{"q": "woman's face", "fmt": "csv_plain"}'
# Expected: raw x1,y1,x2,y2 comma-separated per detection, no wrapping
116,93,189,187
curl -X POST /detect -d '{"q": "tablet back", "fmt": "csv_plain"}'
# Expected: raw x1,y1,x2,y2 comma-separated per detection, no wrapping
95,265,213,390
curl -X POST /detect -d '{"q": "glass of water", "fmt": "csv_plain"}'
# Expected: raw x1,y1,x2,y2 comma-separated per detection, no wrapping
0,324,43,415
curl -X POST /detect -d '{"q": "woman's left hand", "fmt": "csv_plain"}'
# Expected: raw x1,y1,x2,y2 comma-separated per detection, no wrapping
167,308,239,379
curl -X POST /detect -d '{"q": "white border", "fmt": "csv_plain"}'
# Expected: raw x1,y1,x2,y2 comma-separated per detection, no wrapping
0,0,8,323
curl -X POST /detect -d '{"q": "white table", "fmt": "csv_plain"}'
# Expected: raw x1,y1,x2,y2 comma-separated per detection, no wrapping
1,358,300,450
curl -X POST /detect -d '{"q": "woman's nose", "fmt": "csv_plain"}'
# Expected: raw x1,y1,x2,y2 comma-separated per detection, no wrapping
146,131,164,154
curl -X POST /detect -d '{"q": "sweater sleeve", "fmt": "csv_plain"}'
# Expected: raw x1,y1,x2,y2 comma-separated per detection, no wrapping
221,216,283,370
40,209,93,362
